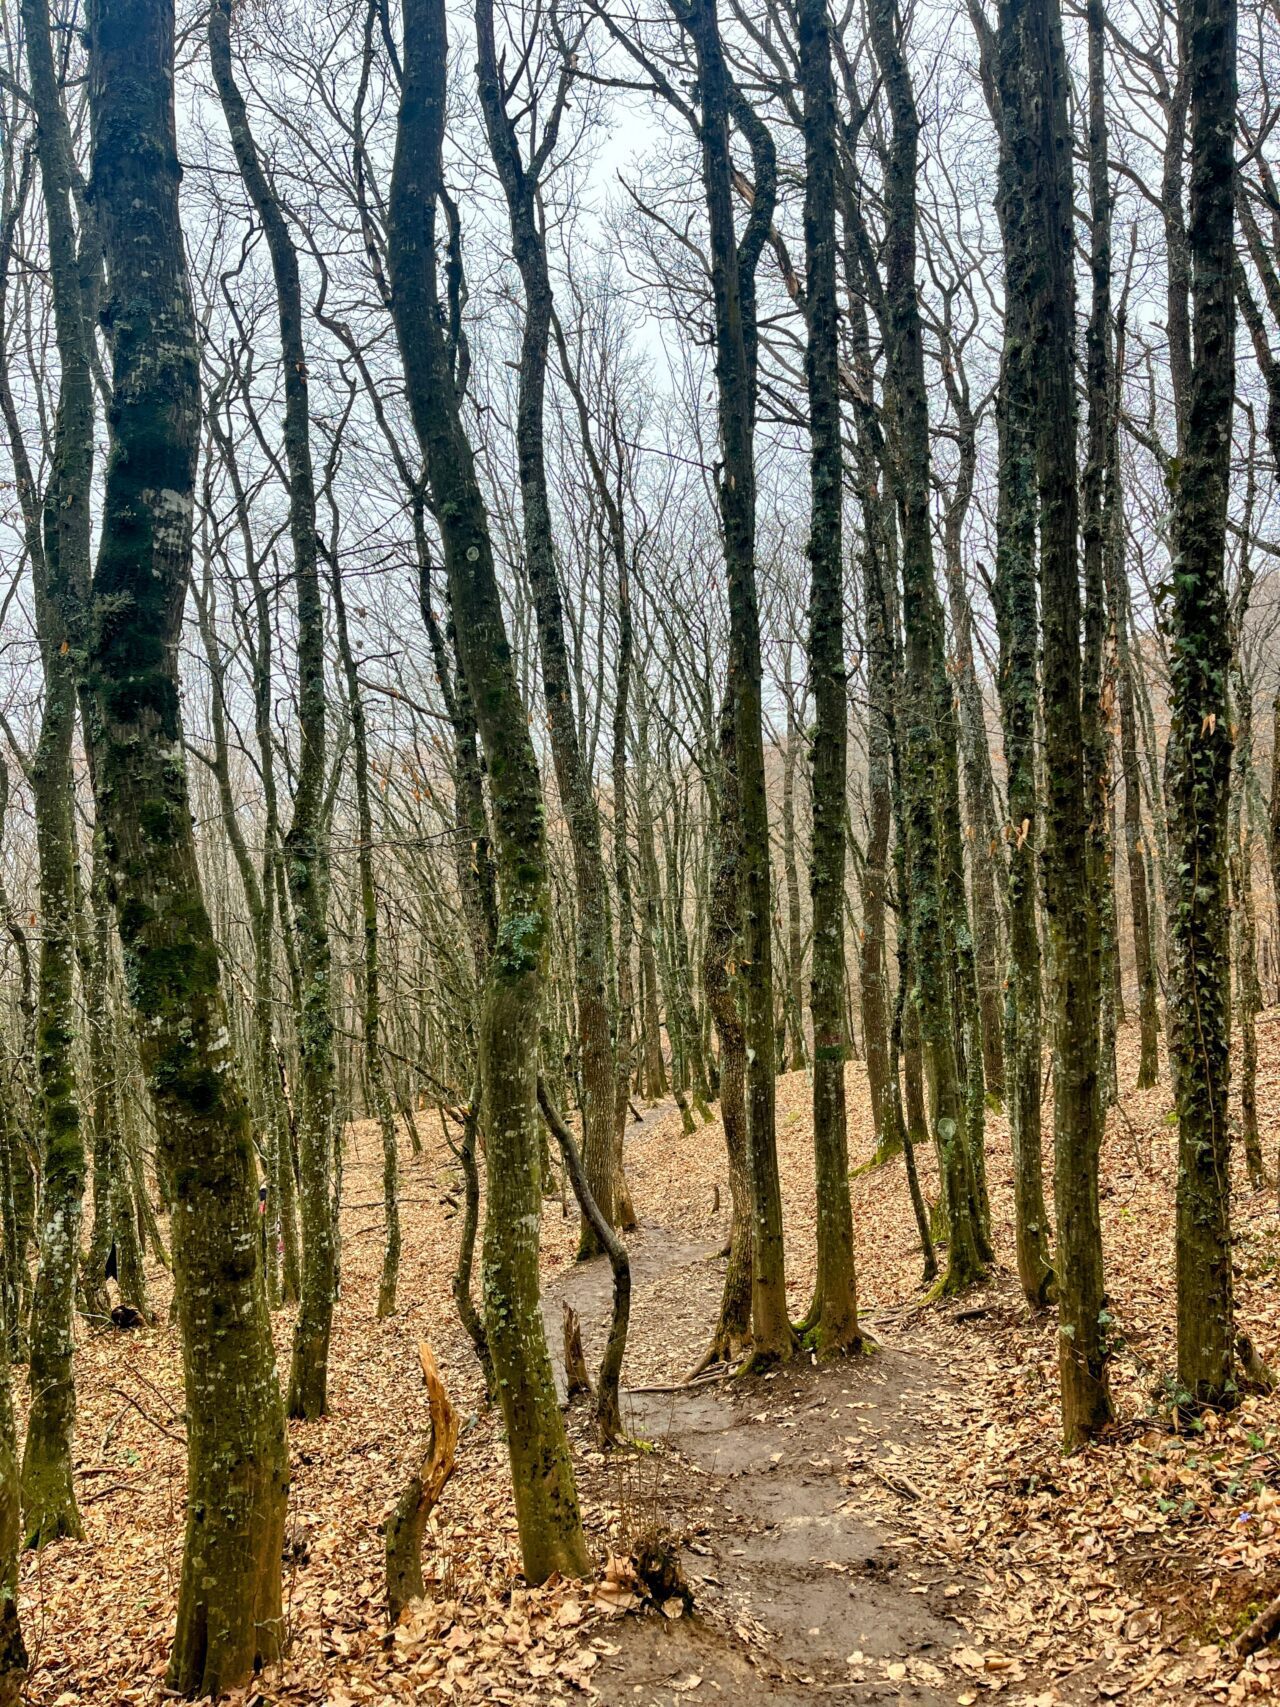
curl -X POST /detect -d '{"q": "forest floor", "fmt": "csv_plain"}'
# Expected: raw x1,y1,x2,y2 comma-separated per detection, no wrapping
19,1016,1280,1705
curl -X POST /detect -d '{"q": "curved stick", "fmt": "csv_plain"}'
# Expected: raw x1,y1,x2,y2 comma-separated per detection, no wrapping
537,1079,631,1447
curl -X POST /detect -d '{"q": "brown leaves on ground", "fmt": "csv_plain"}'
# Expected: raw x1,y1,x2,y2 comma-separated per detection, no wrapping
15,1014,1280,1703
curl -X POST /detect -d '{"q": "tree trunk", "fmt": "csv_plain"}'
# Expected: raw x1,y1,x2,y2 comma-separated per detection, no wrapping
699,699,753,1368
210,0,336,1418
16,0,95,1550
633,701,668,1100
683,0,792,1365
387,0,588,1579
1167,0,1237,1408
86,0,290,1686
0,1336,25,1707
992,0,1112,1443
331,567,401,1316
476,7,620,1255
781,707,808,1071
1106,315,1161,1090
867,0,984,1296
1230,680,1265,1188
798,0,862,1356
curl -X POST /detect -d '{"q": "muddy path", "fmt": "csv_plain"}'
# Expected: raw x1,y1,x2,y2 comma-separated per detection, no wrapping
543,1217,991,1705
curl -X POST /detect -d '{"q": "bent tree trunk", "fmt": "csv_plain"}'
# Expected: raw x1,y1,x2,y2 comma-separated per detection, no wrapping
384,1343,458,1623
86,0,290,1689
538,1081,631,1448
387,0,587,1581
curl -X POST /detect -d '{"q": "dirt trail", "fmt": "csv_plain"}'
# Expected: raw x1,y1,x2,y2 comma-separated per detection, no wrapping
545,1213,985,1705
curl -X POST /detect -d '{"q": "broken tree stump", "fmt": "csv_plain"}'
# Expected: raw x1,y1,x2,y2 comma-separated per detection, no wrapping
563,1303,592,1399
384,1342,459,1622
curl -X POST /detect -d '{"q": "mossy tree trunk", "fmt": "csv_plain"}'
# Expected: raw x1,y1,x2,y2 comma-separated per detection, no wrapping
209,0,336,1418
838,204,899,1167
867,0,985,1297
1230,670,1266,1188
0,762,35,1361
1081,0,1120,1116
633,698,668,1100
799,0,862,1356
781,703,808,1073
991,0,1112,1444
1104,308,1161,1091
965,0,1059,1302
202,403,301,1306
938,358,1006,1112
331,565,401,1316
678,0,792,1365
552,317,640,1225
0,1331,25,1707
1167,0,1238,1407
85,0,290,1687
387,0,588,1580
989,333,1056,1309
16,0,97,1548
700,698,753,1368
476,4,620,1256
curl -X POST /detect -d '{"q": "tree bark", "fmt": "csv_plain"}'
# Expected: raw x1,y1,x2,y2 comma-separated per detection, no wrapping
15,0,95,1549
680,0,793,1365
993,0,1112,1442
384,1343,458,1623
1167,0,1237,1408
387,0,588,1579
209,0,336,1418
867,0,984,1295
698,698,754,1369
476,6,620,1254
798,0,862,1356
86,0,290,1686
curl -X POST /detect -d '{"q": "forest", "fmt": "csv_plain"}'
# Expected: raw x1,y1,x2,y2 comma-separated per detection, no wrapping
0,0,1276,1697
